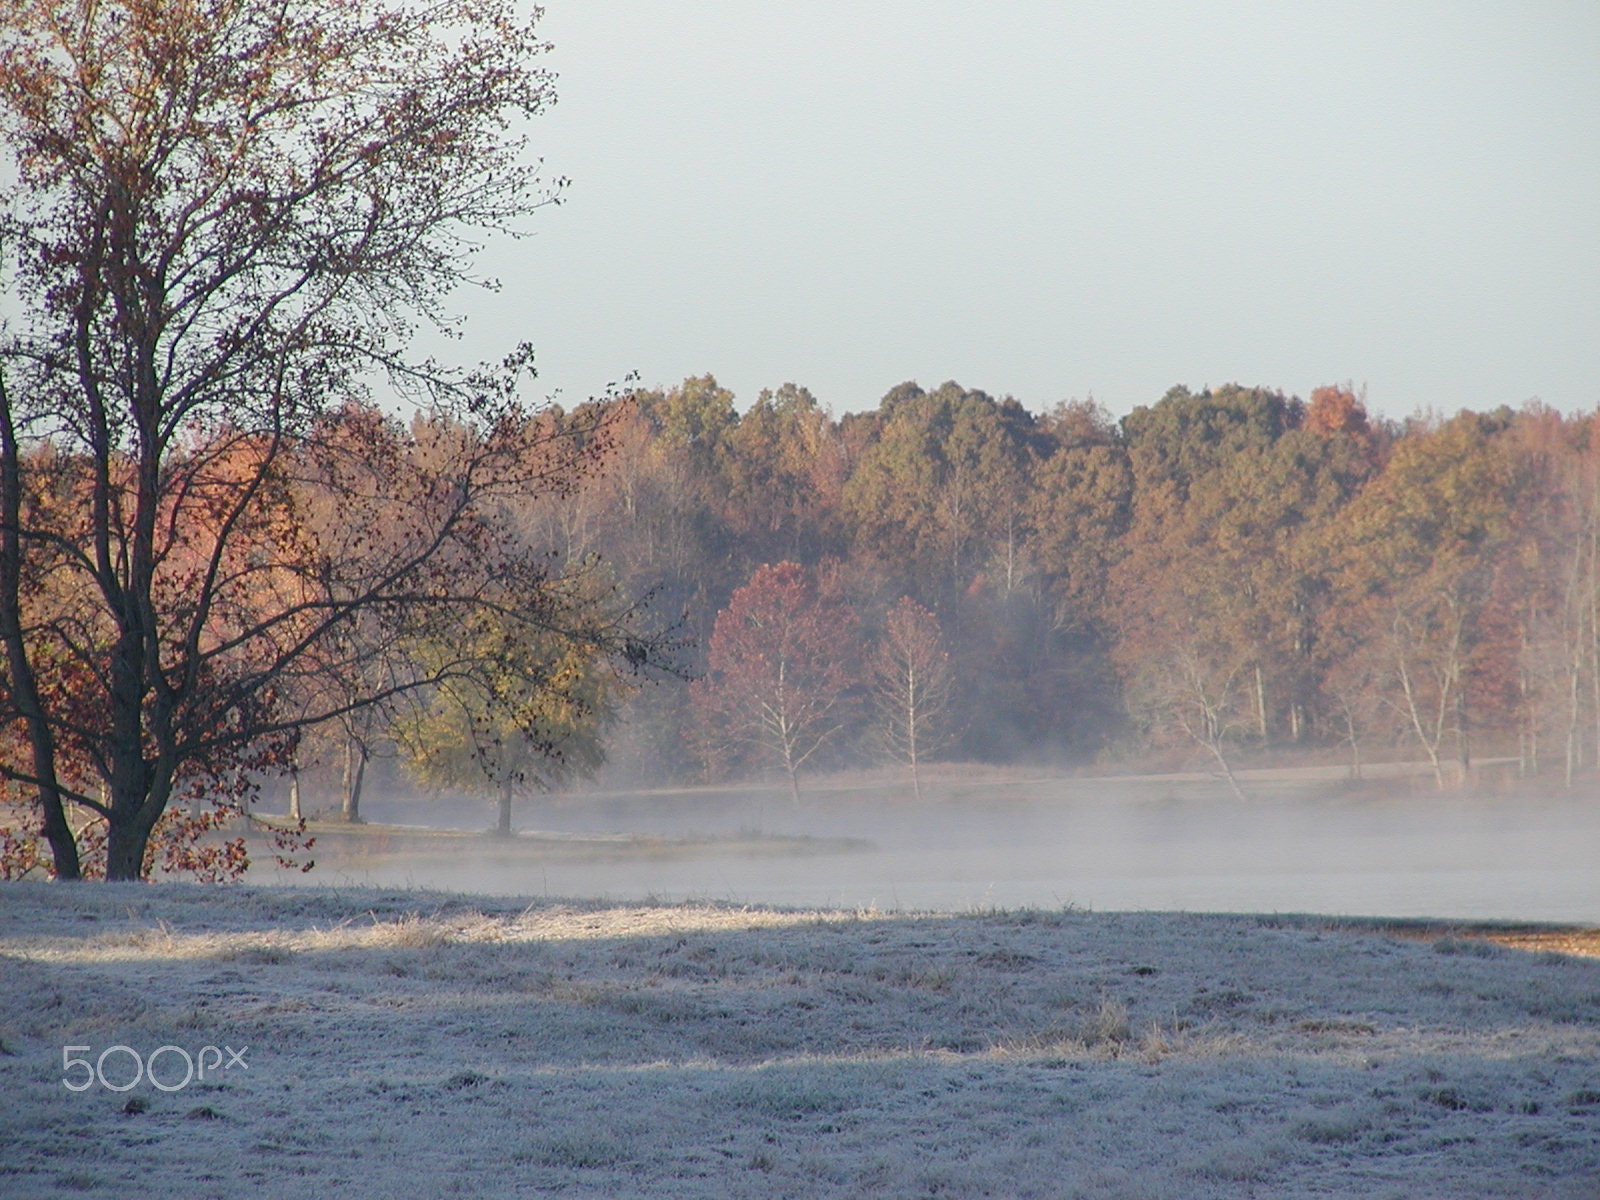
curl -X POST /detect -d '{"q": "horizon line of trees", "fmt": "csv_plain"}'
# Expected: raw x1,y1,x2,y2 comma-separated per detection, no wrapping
9,369,1595,878
189,373,1600,814
549,375,1600,798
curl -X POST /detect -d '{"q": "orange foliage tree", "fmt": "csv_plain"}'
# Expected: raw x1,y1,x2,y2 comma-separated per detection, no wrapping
0,0,671,880
693,562,858,805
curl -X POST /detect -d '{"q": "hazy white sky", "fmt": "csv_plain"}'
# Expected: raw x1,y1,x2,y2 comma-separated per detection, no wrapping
445,1,1600,421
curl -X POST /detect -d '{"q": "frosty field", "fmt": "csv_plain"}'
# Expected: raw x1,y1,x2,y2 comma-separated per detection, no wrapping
2,882,1599,1199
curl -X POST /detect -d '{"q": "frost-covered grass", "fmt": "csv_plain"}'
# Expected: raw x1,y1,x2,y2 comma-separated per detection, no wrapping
2,882,1598,1198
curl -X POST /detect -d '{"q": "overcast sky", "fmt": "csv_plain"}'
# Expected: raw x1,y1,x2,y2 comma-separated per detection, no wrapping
442,1,1600,421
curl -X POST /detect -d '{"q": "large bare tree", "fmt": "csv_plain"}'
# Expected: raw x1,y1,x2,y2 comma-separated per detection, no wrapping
0,0,663,879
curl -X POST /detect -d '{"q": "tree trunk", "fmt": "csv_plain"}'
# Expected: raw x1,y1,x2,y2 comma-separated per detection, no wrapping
1205,735,1248,803
1590,535,1600,771
1395,642,1447,789
1566,648,1581,788
0,395,82,879
495,778,514,837
103,781,161,881
288,763,302,822
906,686,923,801
38,795,82,881
1334,695,1363,780
341,739,367,823
105,822,148,881
1517,617,1534,778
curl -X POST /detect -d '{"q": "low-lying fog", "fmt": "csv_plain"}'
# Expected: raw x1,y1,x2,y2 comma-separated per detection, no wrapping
269,767,1599,923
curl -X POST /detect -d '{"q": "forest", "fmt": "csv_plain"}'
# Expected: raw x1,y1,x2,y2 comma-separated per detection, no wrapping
6,373,1595,876
528,377,1597,799
259,375,1593,806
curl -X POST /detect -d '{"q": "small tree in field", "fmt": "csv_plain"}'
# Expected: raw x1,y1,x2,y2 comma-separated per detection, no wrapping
0,0,671,880
395,574,628,837
869,596,953,798
693,562,856,805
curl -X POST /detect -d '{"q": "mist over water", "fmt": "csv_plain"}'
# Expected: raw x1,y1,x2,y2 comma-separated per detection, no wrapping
271,771,1600,924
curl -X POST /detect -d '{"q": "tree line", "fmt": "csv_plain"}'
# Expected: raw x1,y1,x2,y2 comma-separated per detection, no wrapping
10,370,1589,879
570,377,1600,797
